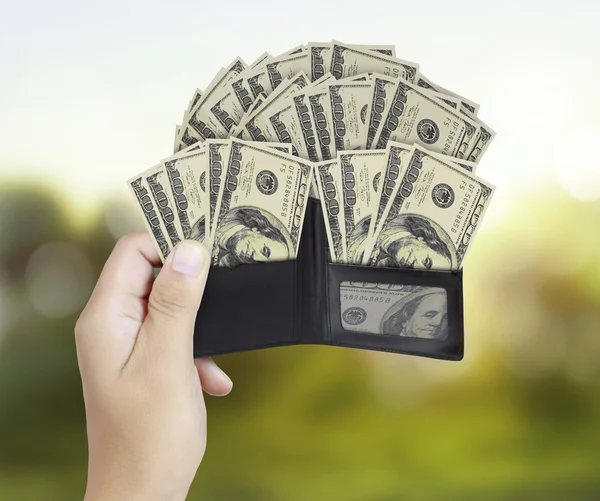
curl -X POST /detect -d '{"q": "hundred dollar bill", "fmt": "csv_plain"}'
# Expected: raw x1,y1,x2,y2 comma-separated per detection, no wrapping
366,73,397,149
206,139,231,240
164,149,209,242
465,123,495,163
229,75,255,113
177,58,247,149
366,142,415,260
232,92,267,138
212,139,312,267
307,87,337,161
327,80,374,152
339,282,448,339
248,51,271,69
206,84,246,134
430,151,477,173
144,164,183,247
367,145,495,270
373,79,482,159
281,44,306,56
417,73,480,116
174,125,181,153
338,150,387,264
246,52,310,97
308,42,396,81
265,91,320,161
175,89,204,149
264,73,334,161
330,41,419,83
313,159,347,262
240,73,310,142
127,176,170,260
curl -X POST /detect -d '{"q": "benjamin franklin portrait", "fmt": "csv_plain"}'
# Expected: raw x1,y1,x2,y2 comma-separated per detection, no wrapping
190,216,205,242
372,214,457,270
213,207,293,268
380,289,448,340
346,217,372,264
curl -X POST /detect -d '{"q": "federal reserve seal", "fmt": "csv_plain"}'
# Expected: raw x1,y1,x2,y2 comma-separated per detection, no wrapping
417,119,440,144
200,171,206,192
373,172,381,193
360,104,368,124
342,307,367,326
432,183,455,208
256,170,278,195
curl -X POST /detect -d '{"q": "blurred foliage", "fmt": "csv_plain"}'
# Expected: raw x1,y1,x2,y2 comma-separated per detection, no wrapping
0,182,599,500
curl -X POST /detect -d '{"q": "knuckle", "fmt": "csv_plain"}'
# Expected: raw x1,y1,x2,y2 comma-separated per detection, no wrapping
115,233,140,252
149,282,192,318
74,313,88,340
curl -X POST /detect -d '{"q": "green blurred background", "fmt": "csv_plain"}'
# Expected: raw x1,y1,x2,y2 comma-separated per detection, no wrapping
1,1,600,499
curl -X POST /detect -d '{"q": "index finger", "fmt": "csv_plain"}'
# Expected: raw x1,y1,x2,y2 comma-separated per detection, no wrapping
90,232,162,319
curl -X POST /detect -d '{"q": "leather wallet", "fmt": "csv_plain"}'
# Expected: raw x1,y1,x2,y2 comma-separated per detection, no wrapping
194,199,464,361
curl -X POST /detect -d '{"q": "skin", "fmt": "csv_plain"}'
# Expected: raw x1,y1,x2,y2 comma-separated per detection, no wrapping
403,294,446,338
75,233,233,501
233,226,289,262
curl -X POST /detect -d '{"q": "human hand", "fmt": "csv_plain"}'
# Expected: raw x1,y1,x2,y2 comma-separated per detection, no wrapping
75,233,233,501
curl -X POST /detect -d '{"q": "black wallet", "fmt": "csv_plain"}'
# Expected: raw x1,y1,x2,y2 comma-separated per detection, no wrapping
194,199,464,361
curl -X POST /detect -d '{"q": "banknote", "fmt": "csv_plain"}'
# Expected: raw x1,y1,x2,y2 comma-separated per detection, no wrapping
229,76,255,113
175,88,204,149
248,52,271,69
340,282,448,339
313,159,347,262
465,124,495,163
244,52,310,98
144,164,183,247
367,145,495,270
330,41,419,83
416,74,480,115
177,58,247,149
231,92,267,139
281,44,306,55
240,73,310,142
307,87,337,161
163,149,209,242
327,80,374,152
366,73,397,149
373,80,482,159
264,92,318,161
308,42,396,81
127,176,171,260
430,151,477,173
206,138,293,239
212,139,312,267
338,150,386,264
366,142,415,261
206,85,247,134
205,139,231,240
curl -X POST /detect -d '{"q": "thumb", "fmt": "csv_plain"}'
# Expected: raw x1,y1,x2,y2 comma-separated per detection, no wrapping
142,240,211,361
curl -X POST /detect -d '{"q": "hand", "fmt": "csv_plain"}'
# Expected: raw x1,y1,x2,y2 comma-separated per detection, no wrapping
75,233,233,501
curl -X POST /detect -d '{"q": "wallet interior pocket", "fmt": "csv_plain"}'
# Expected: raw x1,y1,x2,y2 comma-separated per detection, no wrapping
325,263,463,361
193,259,299,357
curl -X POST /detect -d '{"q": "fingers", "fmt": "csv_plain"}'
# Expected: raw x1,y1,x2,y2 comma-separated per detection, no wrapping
140,240,211,362
75,233,162,373
195,358,233,396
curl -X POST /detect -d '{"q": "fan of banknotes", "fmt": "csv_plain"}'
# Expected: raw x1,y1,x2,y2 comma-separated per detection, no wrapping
128,41,496,270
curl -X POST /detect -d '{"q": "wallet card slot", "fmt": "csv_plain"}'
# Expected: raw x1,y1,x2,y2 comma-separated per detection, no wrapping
193,259,298,357
325,263,463,361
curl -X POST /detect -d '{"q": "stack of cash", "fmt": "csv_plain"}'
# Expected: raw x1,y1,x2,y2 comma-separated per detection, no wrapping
128,41,496,271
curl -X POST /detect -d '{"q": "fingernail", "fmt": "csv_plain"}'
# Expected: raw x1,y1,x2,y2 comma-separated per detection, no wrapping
171,241,207,276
